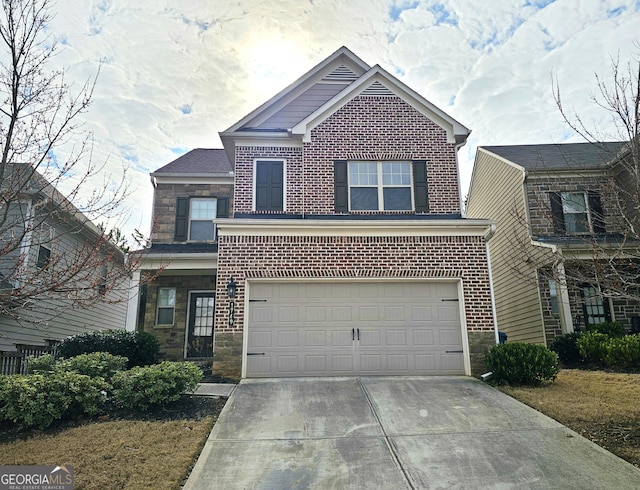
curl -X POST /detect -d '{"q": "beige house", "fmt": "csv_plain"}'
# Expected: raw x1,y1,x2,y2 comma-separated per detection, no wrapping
467,142,640,346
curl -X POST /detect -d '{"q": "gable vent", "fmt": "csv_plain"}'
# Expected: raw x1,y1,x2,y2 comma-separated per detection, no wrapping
361,81,394,96
323,64,359,82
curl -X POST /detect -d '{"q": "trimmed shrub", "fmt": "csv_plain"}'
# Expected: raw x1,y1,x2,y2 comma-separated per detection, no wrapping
588,321,626,337
577,332,610,364
57,330,159,368
602,334,640,368
551,333,584,365
485,342,559,386
0,372,109,429
56,352,128,382
112,362,202,411
26,353,56,374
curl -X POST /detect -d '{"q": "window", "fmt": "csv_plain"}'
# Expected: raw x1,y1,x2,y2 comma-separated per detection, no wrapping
98,265,107,295
348,161,412,211
548,279,559,314
254,160,284,211
174,197,228,242
189,198,217,240
549,191,605,235
561,193,589,233
36,245,51,269
157,287,176,325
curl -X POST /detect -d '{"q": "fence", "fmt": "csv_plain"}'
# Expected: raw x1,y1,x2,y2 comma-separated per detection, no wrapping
0,344,57,375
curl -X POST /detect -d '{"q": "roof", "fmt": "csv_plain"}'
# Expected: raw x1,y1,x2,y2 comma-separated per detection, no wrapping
481,142,626,171
152,149,233,176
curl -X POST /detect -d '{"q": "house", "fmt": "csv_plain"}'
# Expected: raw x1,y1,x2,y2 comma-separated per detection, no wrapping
131,149,234,361
133,47,498,378
0,164,129,371
466,142,640,346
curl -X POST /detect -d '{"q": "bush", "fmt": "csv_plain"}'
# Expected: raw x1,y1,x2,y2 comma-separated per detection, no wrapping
0,372,109,429
551,333,584,365
587,321,626,337
112,362,203,411
485,342,559,386
57,330,159,368
577,331,610,364
602,334,640,368
56,352,128,382
26,353,56,374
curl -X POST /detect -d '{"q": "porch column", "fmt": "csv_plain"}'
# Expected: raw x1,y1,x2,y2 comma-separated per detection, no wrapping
555,262,574,334
125,270,141,332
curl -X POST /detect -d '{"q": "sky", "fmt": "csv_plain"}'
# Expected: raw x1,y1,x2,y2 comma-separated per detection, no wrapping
33,0,640,239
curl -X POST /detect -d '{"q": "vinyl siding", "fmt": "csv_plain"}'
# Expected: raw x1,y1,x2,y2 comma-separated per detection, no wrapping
467,150,548,344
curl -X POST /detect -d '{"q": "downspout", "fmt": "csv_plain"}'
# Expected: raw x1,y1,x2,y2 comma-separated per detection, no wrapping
484,224,500,344
454,138,469,216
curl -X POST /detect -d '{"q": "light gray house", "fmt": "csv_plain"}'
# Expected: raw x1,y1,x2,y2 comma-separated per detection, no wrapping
0,164,129,370
466,142,640,346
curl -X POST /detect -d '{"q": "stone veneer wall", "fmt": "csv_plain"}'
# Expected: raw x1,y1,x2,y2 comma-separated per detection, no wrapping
142,275,216,361
151,182,234,243
213,234,496,378
232,96,461,216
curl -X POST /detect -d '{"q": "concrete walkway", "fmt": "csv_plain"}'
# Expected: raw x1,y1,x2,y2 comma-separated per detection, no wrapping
184,377,640,489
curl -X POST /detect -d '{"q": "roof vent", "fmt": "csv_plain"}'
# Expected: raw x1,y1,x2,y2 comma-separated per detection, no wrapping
361,81,394,96
323,64,359,82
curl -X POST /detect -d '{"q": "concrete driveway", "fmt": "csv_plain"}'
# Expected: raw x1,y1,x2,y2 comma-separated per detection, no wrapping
183,377,640,489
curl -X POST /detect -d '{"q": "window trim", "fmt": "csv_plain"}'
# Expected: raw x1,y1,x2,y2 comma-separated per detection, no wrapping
156,287,176,325
347,160,414,212
252,158,286,212
188,197,218,241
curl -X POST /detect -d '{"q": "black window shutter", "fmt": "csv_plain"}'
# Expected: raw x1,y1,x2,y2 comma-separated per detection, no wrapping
412,160,429,213
216,197,229,218
334,160,348,213
256,161,283,211
588,191,606,233
549,192,565,234
174,197,189,241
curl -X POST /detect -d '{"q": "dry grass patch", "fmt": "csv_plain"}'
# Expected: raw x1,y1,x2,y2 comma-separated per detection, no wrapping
499,369,640,467
0,397,226,490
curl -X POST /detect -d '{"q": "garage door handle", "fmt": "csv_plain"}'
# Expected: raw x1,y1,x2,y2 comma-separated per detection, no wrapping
352,328,355,341
357,328,360,341
247,352,266,356
446,350,463,353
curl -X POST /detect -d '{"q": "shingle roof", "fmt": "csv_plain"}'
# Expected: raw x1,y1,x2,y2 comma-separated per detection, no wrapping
153,149,233,175
481,142,626,170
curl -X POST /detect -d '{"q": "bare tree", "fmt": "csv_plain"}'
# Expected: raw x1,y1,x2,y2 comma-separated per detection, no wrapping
511,49,640,306
0,0,141,327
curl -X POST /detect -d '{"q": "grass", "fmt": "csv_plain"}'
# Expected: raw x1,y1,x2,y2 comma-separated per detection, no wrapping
0,396,227,490
499,369,640,467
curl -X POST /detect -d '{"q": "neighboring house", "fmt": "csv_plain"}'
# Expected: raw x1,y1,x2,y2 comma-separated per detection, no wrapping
132,149,234,362
132,47,498,378
466,142,640,347
0,164,129,369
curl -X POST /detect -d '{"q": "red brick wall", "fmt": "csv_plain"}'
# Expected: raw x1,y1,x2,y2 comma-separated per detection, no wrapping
214,235,493,334
232,95,461,215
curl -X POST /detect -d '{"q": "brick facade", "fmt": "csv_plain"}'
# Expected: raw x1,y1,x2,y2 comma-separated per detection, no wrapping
232,96,461,216
151,182,234,243
213,234,495,377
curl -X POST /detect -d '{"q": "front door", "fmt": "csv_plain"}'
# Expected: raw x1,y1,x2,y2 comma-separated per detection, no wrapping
580,284,612,328
186,292,215,358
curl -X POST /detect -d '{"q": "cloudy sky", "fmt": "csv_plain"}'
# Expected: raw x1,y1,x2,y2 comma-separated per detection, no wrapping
38,0,640,238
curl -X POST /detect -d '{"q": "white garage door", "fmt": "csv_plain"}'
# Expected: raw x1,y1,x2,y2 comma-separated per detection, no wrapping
245,281,465,377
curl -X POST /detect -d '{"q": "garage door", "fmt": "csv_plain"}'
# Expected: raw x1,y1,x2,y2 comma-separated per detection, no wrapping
246,281,465,377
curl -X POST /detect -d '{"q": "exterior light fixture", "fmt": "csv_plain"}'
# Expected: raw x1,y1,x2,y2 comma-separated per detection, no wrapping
226,277,237,298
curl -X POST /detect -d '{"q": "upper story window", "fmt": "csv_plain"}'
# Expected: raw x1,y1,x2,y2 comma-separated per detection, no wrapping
348,161,412,211
254,160,284,212
549,191,605,235
174,196,229,242
189,199,217,240
36,245,51,269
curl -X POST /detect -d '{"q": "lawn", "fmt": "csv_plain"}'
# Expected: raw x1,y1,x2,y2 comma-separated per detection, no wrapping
1,370,638,489
498,369,640,468
0,395,227,490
